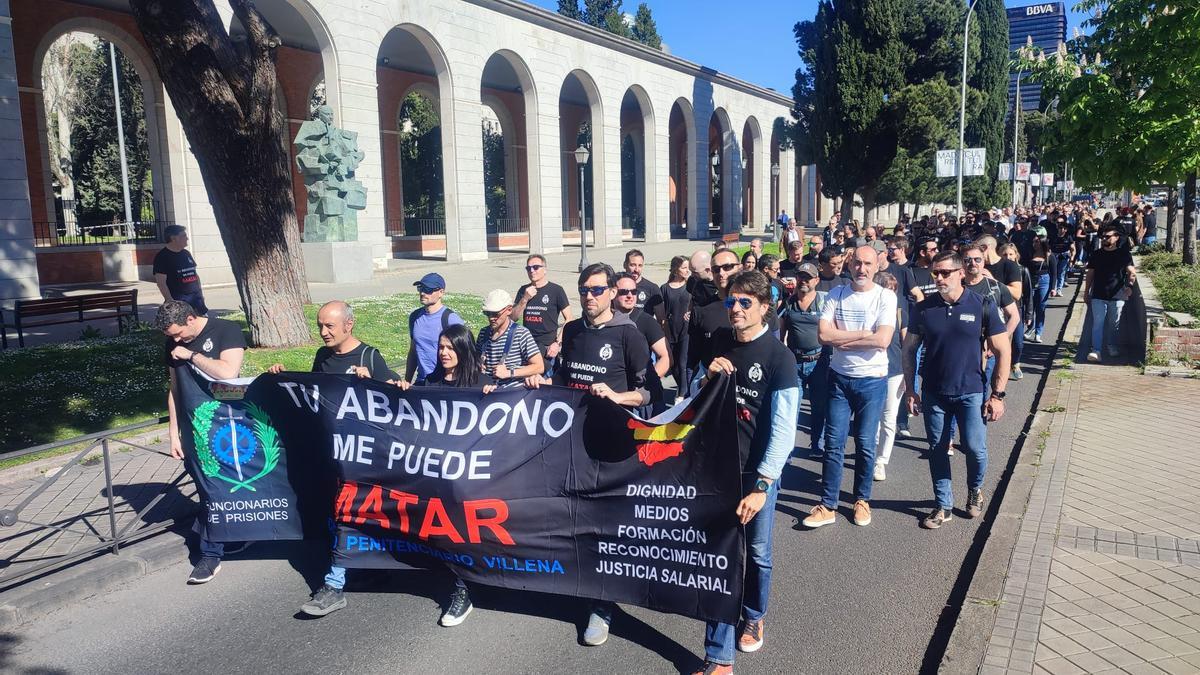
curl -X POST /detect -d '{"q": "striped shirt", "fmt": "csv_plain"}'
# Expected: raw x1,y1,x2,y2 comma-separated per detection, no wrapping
475,321,541,388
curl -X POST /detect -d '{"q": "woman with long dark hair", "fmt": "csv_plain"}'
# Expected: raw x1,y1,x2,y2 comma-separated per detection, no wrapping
660,255,692,403
1024,237,1054,343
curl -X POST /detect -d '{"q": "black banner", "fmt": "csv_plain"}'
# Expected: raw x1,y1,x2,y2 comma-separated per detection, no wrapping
177,373,745,622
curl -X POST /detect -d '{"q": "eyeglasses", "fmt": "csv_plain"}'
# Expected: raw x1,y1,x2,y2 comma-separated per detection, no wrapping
923,247,939,253
579,285,609,297
712,263,740,273
931,268,962,278
963,256,985,263
417,285,441,294
525,265,544,272
615,288,637,297
724,296,753,310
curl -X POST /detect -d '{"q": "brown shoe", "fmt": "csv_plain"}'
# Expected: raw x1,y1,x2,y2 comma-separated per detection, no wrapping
737,618,763,653
692,661,733,675
853,500,872,526
802,504,836,528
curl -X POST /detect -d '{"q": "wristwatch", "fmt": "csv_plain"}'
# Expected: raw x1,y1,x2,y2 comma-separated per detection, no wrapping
990,390,1006,400
753,478,771,492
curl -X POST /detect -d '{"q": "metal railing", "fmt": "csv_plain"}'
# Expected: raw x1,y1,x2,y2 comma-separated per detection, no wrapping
487,217,529,234
563,216,592,232
33,220,170,248
0,417,195,591
386,217,447,237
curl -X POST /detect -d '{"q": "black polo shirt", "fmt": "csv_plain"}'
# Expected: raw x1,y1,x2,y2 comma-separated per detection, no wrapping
909,289,1005,397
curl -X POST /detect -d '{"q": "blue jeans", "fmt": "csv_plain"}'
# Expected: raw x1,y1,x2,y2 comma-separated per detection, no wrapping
796,355,829,452
1032,274,1050,337
704,481,779,665
924,391,988,509
1090,298,1125,355
946,355,993,441
820,371,887,508
1053,253,1071,291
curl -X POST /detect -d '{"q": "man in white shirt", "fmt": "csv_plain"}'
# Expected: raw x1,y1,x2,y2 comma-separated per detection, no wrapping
802,246,897,529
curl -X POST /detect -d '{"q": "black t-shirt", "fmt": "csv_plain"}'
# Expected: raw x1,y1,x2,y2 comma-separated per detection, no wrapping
815,273,849,294
688,297,732,367
987,258,1022,289
153,248,203,299
629,309,666,401
780,293,825,357
515,281,571,353
634,278,664,319
966,277,1015,312
554,313,649,398
778,258,805,287
887,264,919,306
887,302,906,377
311,342,395,381
660,282,692,342
164,317,245,370
910,264,938,297
1087,247,1135,300
711,327,799,472
424,370,496,389
909,290,1005,396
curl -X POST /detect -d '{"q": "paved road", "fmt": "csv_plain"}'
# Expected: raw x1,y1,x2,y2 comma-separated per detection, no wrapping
1,278,1078,675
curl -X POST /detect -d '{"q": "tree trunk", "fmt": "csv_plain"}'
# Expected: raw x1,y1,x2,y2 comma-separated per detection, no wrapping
839,192,854,226
1166,185,1179,253
1183,173,1197,266
860,187,877,229
129,0,310,347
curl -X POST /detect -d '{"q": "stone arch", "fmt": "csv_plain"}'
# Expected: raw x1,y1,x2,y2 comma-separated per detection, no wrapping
558,68,606,248
668,97,695,236
377,23,461,259
741,116,763,228
31,17,174,236
707,107,738,233
619,85,655,242
481,49,540,251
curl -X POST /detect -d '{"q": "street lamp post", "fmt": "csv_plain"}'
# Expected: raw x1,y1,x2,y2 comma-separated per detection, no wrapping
1011,66,1023,210
574,145,591,272
771,163,781,242
955,0,982,218
711,152,721,233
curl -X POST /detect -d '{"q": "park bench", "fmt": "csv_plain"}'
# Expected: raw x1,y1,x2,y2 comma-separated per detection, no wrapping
1,289,139,349
720,232,740,245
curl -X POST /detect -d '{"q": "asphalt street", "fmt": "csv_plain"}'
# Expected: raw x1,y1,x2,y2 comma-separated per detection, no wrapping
1,275,1078,675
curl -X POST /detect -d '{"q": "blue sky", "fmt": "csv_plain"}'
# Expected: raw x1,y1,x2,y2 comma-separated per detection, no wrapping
526,1,1090,95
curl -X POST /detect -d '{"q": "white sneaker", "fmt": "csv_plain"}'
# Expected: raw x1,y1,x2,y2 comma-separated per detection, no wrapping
873,463,886,481
1086,351,1101,363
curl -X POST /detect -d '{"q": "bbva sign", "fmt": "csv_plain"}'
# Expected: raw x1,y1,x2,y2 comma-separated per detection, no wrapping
1026,4,1058,16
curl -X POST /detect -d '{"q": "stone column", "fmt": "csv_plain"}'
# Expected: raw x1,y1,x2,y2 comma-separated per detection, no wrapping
0,0,38,303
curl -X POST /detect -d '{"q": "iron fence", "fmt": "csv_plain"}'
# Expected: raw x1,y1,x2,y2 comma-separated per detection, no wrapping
563,216,592,232
0,417,195,591
386,217,447,237
33,220,170,248
487,217,529,234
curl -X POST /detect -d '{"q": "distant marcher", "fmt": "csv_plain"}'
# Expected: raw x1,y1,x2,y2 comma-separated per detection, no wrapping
404,273,464,384
1084,224,1137,362
513,254,572,376
154,225,207,315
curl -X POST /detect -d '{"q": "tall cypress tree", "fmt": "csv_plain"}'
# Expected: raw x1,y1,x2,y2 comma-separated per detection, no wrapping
963,0,1009,208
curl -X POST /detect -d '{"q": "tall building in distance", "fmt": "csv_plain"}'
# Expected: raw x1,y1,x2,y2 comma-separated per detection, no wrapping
1007,2,1067,114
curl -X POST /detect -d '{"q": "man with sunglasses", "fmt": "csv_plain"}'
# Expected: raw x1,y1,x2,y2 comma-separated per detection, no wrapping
477,289,544,388
526,262,649,647
815,247,849,293
962,244,1021,389
623,249,664,319
803,246,896,529
690,249,742,376
1084,224,1136,362
780,262,830,459
903,251,1010,530
405,273,464,385
513,254,572,375
692,271,799,674
615,273,670,415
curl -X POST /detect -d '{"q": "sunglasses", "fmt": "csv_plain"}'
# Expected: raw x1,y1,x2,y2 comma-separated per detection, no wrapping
417,285,441,294
712,263,740,273
525,265,544,272
963,256,985,263
931,268,961,278
615,288,637,297
723,296,753,310
483,310,503,319
579,285,609,298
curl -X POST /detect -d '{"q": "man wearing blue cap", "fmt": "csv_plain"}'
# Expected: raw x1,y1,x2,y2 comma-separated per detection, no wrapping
405,272,464,384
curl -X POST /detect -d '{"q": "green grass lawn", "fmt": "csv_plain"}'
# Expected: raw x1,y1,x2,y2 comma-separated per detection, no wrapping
1141,252,1200,317
0,292,484,454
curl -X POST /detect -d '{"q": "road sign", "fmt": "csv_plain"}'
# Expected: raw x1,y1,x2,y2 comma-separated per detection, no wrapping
999,163,1012,181
1016,163,1031,181
935,148,987,178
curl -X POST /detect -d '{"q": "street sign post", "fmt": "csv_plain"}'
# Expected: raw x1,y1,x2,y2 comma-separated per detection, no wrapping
936,148,986,178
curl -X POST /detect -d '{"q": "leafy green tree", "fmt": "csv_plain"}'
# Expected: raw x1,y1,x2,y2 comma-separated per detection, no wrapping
1023,1,1199,262
631,3,662,49
482,121,507,224
399,92,444,221
793,0,907,223
556,0,583,20
962,0,1009,208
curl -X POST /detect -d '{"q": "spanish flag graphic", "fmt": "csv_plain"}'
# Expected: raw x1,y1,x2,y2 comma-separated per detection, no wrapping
627,408,696,466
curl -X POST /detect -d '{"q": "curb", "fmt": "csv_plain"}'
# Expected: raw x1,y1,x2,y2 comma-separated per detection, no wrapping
937,279,1086,674
0,525,190,629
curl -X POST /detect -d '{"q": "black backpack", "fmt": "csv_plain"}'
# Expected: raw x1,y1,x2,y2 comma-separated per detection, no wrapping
408,306,458,337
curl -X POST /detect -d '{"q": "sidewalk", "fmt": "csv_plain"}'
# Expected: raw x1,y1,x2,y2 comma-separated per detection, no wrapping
961,290,1200,674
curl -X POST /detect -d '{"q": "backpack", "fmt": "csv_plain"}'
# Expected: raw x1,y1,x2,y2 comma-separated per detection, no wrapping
408,305,457,338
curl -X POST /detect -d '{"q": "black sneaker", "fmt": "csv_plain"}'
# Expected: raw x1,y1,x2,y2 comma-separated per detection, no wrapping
187,556,221,584
439,586,473,627
967,489,984,519
300,584,347,617
921,508,953,530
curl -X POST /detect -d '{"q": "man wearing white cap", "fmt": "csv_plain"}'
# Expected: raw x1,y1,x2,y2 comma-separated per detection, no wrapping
476,289,544,388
